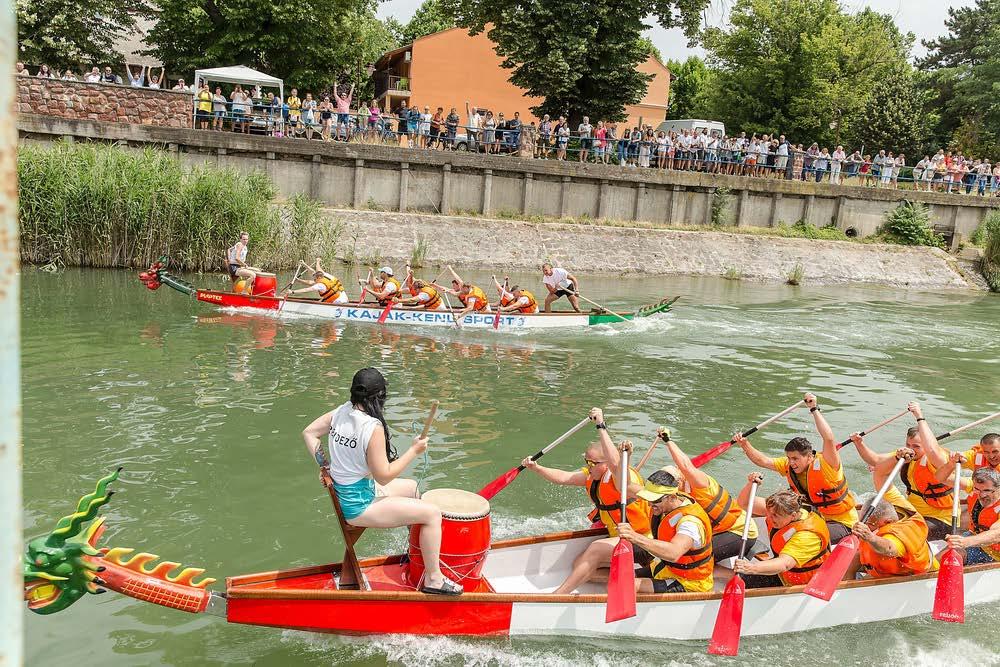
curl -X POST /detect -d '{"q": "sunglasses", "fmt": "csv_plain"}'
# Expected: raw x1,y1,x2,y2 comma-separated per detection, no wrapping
584,457,606,467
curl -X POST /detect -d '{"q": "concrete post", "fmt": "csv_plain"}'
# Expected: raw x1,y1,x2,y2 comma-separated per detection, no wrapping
803,194,815,224
1,4,24,660
598,179,610,220
522,172,533,215
668,185,682,225
769,192,783,228
559,176,571,217
634,183,645,221
950,206,961,251
309,154,322,200
440,163,452,215
482,169,493,215
398,162,409,212
834,195,846,230
353,159,365,208
736,189,749,227
704,188,715,226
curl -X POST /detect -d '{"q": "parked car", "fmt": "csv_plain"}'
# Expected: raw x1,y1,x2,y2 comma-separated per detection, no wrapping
655,119,726,137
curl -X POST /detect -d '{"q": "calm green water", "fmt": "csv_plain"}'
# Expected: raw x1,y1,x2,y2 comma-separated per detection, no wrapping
20,267,1000,666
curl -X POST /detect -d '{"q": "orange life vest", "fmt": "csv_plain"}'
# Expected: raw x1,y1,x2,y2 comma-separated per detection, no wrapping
407,281,420,297
968,492,1000,561
858,509,933,578
688,476,742,534
767,509,831,586
648,498,715,583
900,456,953,510
418,285,442,310
785,457,856,518
459,285,488,311
317,276,344,303
377,277,402,305
515,290,538,314
499,292,515,307
964,445,1000,473
586,467,651,538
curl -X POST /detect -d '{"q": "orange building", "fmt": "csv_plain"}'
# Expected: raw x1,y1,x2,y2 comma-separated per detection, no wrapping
373,27,670,129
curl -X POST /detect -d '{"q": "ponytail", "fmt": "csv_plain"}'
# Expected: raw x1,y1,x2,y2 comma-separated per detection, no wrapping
352,385,397,463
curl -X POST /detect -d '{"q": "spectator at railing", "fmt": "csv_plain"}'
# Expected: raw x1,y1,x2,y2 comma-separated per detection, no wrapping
195,83,212,130
445,107,460,150
301,92,316,139
212,86,227,130
172,79,188,91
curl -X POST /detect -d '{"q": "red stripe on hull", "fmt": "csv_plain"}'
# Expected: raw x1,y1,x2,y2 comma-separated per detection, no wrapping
227,597,513,636
196,290,281,310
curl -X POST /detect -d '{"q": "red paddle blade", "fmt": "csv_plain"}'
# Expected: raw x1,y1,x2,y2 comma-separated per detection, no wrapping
359,288,367,303
708,575,746,656
605,539,636,623
477,466,521,500
804,535,859,601
492,310,501,329
691,440,734,468
932,547,965,623
377,302,393,324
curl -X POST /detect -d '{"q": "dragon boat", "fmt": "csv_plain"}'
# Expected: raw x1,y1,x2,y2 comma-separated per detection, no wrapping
136,260,677,330
25,471,1000,646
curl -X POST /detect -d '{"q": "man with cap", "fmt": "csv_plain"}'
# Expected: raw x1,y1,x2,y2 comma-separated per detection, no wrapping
618,465,715,593
541,262,581,313
366,266,401,306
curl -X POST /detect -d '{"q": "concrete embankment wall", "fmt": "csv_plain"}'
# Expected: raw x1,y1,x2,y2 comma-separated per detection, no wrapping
18,115,999,248
329,210,977,290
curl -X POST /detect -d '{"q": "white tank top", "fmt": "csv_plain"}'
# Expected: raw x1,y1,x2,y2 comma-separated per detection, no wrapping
227,242,247,264
327,402,381,485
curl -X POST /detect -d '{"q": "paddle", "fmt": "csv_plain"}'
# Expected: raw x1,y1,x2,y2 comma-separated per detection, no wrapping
605,447,637,623
431,282,463,329
478,417,591,500
836,409,910,450
636,431,665,470
571,291,630,324
357,268,372,304
932,463,965,623
492,275,507,330
377,298,395,324
936,410,1000,442
419,400,440,439
278,261,307,313
707,480,759,656
804,456,908,601
691,400,805,468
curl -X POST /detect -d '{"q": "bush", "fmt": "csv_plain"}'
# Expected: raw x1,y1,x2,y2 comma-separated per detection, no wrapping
978,211,1000,292
711,187,733,226
786,262,804,285
877,201,945,248
18,141,334,271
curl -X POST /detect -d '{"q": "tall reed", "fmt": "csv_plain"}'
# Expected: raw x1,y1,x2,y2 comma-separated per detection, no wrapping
979,210,1000,292
18,141,336,271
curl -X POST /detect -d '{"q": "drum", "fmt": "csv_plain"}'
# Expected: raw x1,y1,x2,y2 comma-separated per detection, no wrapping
252,272,276,296
407,488,491,592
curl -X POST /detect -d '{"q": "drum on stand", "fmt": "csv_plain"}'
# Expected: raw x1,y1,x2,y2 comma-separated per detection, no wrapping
252,272,277,296
406,488,492,592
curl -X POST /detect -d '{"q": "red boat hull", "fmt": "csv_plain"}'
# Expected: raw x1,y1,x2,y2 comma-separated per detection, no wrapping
196,290,281,310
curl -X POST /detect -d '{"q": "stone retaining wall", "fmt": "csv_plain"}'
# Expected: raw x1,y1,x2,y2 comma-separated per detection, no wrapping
17,78,191,128
329,209,978,290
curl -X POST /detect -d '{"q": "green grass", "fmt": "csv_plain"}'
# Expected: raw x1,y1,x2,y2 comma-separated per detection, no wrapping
18,141,334,271
722,266,743,281
786,262,805,285
977,210,1000,292
409,236,430,269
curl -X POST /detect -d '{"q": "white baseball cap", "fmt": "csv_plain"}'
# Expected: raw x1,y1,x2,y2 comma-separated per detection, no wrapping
379,266,393,276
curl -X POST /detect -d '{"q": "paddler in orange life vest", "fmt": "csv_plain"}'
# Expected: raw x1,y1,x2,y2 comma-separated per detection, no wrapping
497,285,538,314
658,431,761,562
287,270,349,304
944,467,1000,565
392,279,448,311
367,266,401,306
935,432,1000,478
737,393,858,544
491,275,516,309
520,408,651,594
851,402,969,541
729,474,831,588
439,265,491,319
617,464,715,593
850,465,938,579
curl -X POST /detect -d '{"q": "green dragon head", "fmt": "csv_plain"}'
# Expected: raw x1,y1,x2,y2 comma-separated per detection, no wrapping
23,468,120,614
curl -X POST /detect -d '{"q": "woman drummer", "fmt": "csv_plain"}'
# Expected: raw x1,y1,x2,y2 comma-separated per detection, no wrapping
301,367,462,595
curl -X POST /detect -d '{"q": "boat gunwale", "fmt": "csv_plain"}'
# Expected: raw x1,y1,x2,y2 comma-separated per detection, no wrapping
226,527,1000,604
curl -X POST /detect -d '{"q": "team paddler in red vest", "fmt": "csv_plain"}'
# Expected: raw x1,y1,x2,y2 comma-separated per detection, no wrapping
520,407,651,594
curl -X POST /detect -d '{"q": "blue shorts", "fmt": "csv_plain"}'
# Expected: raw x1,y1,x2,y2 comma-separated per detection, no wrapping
335,478,376,520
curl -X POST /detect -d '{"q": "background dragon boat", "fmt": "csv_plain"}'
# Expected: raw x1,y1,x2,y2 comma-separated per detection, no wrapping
136,260,677,329
25,471,1000,646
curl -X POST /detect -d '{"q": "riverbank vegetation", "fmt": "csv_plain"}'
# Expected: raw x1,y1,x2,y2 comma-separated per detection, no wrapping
974,211,1000,292
18,141,337,271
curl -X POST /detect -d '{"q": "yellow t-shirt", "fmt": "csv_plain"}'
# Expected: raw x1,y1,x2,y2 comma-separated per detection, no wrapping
777,513,824,568
691,475,758,540
288,96,301,118
773,455,859,527
197,90,212,112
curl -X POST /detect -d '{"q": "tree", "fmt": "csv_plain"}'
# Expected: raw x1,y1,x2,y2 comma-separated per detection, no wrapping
701,0,912,146
143,1,397,93
847,68,931,158
17,0,148,69
442,0,709,125
664,56,714,119
401,0,455,44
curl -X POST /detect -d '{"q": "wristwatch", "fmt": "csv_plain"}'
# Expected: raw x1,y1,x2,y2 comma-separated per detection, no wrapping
595,422,608,430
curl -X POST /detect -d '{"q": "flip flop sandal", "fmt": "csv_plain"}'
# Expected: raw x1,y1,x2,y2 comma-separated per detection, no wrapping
419,576,463,596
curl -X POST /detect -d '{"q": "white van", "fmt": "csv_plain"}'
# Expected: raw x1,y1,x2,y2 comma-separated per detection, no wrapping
655,119,726,137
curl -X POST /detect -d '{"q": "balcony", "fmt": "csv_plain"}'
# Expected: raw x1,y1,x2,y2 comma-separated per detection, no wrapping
375,72,411,101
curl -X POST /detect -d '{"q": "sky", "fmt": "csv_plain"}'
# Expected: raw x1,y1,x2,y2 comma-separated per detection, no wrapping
376,0,976,62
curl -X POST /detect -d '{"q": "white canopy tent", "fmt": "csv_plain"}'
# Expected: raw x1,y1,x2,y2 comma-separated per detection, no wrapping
191,66,284,130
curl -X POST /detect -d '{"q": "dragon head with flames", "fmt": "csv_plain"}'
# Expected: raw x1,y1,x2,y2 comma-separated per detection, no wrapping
23,468,120,614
